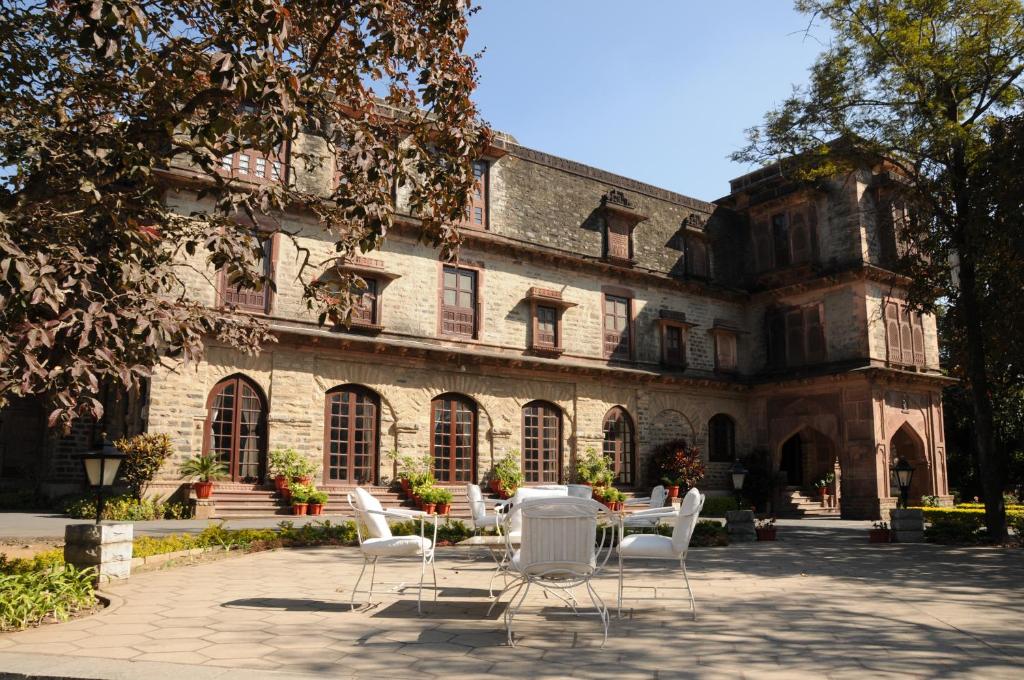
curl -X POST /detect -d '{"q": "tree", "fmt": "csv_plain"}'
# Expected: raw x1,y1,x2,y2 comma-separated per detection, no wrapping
0,1,488,432
734,0,1024,539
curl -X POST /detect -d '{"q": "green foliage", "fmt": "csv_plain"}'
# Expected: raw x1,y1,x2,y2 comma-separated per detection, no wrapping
646,520,728,547
574,446,614,486
288,482,314,505
308,489,329,505
0,564,96,631
648,440,705,489
0,549,66,575
925,517,986,545
493,451,524,494
63,494,192,521
114,433,174,499
921,495,942,507
179,455,227,483
0,0,487,432
699,496,739,517
268,448,305,479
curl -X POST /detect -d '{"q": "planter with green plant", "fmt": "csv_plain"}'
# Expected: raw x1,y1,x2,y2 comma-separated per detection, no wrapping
814,472,835,505
869,520,892,543
755,516,777,541
289,482,313,515
269,448,302,493
179,455,228,499
307,489,328,516
433,487,453,515
290,455,318,486
574,447,612,487
648,440,706,499
418,486,438,515
493,452,524,499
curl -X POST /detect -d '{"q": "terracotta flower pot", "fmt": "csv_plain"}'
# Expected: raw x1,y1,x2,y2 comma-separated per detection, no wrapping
400,479,410,495
868,529,892,544
280,487,292,503
291,503,308,515
756,528,777,541
295,476,312,486
422,502,437,515
194,481,214,499
667,486,680,500
489,479,502,494
436,502,451,515
274,475,288,493
307,503,323,516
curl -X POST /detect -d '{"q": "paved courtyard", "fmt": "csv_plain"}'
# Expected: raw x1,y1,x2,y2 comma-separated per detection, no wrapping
1,531,1022,679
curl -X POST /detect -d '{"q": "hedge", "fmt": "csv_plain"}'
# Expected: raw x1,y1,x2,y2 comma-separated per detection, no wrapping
913,506,1024,523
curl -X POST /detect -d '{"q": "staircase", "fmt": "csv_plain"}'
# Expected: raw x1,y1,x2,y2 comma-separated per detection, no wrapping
209,482,491,520
776,487,840,518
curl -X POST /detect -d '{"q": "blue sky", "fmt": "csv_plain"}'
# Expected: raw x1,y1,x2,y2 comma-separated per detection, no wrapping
466,1,828,201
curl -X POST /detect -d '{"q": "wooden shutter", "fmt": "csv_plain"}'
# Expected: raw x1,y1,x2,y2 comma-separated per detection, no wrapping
664,325,685,366
441,267,476,337
687,237,709,278
785,308,805,365
754,220,773,272
222,235,273,313
351,278,377,325
603,295,630,359
805,305,827,362
716,332,737,370
772,213,791,267
606,221,631,260
899,306,914,365
912,312,926,366
885,302,901,362
790,211,811,263
536,305,557,347
767,309,787,368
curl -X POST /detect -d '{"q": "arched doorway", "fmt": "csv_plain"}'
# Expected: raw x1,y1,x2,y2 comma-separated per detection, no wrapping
522,401,562,484
778,428,836,492
890,424,931,504
204,374,268,483
430,393,477,484
603,406,636,486
780,434,803,486
324,385,380,485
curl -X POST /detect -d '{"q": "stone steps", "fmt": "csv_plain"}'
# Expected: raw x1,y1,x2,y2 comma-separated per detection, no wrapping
776,489,840,518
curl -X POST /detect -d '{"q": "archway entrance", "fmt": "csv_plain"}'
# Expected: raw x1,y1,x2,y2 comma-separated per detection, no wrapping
778,428,836,492
780,435,803,486
890,424,931,504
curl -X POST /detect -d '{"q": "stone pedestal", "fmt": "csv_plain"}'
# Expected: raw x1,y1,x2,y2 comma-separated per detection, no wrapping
64,523,134,583
725,510,756,543
192,499,216,520
890,509,924,543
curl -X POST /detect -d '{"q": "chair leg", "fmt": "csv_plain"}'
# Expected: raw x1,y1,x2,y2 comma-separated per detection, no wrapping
506,579,532,647
617,550,625,619
583,578,609,648
682,560,696,621
351,555,369,611
418,551,427,616
431,552,439,602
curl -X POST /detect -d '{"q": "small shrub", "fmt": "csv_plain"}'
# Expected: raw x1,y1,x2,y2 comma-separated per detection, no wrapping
0,565,96,631
64,494,192,521
574,446,614,486
921,495,941,507
699,496,739,517
648,440,705,490
114,433,174,499
691,520,729,547
925,517,984,545
0,548,65,575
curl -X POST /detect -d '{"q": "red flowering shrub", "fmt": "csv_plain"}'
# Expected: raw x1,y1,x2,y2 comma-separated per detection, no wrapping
648,439,706,490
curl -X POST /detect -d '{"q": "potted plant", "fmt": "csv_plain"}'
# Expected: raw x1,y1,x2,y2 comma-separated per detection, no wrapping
306,488,328,515
869,520,892,543
755,516,777,541
268,447,301,493
661,476,681,501
493,452,524,499
575,446,612,487
434,487,453,515
291,455,318,486
179,455,227,499
420,486,438,515
289,482,313,515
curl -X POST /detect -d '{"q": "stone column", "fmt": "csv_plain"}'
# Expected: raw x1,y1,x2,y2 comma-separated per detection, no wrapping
725,509,756,543
64,523,134,583
890,509,924,543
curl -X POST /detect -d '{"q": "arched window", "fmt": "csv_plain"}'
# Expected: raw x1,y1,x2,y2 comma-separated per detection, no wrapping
204,374,267,482
708,414,736,463
431,394,477,483
324,385,380,484
522,401,562,484
603,407,636,485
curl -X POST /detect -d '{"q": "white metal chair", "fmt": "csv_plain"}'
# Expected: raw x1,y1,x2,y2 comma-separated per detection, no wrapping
502,496,614,647
617,487,705,620
623,485,671,532
489,485,569,598
466,483,500,534
347,487,438,615
567,484,594,499
625,484,667,509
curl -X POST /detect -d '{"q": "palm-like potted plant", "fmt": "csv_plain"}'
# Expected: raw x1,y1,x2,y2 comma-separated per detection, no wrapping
180,455,227,499
289,482,313,515
307,488,328,516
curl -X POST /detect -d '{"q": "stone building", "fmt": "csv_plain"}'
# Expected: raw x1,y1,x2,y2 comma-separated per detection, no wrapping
0,128,953,519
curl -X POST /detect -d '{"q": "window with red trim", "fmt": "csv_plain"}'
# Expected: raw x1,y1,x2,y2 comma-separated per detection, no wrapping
603,294,631,360
440,266,478,338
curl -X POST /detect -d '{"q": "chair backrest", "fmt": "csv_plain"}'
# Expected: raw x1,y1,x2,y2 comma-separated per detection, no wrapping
352,487,391,539
466,484,486,522
648,485,667,509
506,485,569,535
519,497,605,579
566,484,593,499
671,487,705,555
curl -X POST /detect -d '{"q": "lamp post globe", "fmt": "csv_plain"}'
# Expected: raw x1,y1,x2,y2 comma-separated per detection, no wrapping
731,459,747,509
892,458,915,510
80,439,126,524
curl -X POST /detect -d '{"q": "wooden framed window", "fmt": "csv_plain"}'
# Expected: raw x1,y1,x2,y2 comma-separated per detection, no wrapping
754,204,817,271
768,304,826,368
886,301,926,368
605,221,632,262
203,374,267,483
771,213,791,268
351,278,378,326
220,233,275,314
714,331,738,372
658,321,689,368
603,294,632,360
522,401,562,484
431,394,476,484
457,160,488,230
685,236,710,279
525,287,575,356
535,305,557,348
603,406,635,486
324,385,379,484
440,266,479,338
218,144,289,184
708,414,736,463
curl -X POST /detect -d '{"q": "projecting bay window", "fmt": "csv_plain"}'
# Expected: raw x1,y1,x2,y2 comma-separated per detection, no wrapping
524,287,577,356
767,304,827,368
456,160,489,230
318,256,400,332
658,311,694,369
752,203,818,272
440,265,482,339
885,301,926,368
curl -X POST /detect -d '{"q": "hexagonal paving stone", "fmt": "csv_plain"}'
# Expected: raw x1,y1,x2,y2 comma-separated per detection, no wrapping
204,630,275,644
197,642,277,660
265,634,337,650
132,638,212,653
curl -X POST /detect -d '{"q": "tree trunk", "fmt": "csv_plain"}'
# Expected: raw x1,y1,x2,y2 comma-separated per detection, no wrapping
956,253,1007,541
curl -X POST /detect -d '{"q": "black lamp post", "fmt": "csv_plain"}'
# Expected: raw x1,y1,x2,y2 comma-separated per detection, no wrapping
81,439,126,524
731,459,747,510
892,458,915,510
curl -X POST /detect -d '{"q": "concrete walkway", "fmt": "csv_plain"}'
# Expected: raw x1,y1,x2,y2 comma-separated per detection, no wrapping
1,533,1022,678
